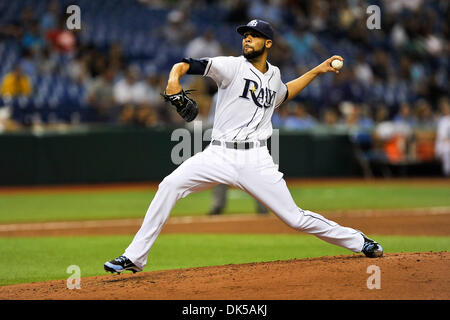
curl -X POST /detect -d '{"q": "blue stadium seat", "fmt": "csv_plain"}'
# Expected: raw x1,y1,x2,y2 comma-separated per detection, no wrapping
0,0,445,125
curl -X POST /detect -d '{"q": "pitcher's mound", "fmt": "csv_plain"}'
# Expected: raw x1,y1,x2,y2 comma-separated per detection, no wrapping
1,251,448,300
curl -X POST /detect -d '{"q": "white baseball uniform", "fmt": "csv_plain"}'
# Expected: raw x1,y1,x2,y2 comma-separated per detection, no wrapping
436,115,450,176
123,55,365,270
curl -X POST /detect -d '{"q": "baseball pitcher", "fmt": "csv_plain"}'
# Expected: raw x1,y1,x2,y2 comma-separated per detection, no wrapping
105,19,383,274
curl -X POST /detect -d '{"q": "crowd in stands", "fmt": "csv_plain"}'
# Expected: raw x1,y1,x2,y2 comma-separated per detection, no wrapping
0,0,448,169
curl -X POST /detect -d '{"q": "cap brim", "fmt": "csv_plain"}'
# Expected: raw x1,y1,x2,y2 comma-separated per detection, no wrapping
236,25,271,39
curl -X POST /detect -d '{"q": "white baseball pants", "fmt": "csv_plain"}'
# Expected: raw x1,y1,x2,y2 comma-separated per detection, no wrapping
124,143,365,270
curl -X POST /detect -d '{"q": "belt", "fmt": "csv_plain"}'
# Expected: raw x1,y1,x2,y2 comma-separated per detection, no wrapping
211,140,267,150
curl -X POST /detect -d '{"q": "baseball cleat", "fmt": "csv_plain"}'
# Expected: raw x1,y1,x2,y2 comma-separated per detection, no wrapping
104,255,142,274
361,234,383,258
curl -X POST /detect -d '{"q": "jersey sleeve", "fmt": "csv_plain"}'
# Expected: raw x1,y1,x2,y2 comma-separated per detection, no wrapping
274,77,289,108
203,56,238,88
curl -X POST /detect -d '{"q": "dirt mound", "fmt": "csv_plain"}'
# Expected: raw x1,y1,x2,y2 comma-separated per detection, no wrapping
1,252,448,300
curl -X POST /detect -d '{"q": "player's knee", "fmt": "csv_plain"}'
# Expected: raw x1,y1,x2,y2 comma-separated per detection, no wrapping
285,208,308,229
159,174,179,190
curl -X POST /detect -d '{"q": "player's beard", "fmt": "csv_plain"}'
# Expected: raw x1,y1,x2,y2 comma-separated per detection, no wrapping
243,45,266,61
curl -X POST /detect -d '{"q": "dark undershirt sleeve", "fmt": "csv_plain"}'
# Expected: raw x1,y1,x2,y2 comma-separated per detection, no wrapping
181,58,209,75
282,83,289,103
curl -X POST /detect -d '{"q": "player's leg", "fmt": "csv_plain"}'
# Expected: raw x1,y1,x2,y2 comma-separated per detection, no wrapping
117,147,235,271
209,184,228,215
236,148,371,254
442,149,450,176
240,176,365,253
255,199,269,214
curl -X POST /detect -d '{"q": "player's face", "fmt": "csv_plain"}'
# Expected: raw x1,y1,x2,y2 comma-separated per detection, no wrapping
242,31,271,60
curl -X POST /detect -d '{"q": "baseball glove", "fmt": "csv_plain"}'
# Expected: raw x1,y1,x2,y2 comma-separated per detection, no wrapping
161,89,198,122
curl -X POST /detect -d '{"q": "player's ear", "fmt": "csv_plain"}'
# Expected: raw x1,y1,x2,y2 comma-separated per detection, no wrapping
265,39,272,49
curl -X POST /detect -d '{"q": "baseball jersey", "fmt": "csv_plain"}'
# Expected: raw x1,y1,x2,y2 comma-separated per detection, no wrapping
186,56,288,142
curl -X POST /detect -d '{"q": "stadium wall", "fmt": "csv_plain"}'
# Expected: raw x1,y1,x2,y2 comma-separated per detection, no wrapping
0,127,381,186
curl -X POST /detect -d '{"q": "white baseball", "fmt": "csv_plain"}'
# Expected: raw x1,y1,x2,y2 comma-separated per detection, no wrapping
331,59,343,70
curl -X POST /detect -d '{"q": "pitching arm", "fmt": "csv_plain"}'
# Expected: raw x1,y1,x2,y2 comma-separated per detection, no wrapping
285,55,343,103
165,62,190,95
165,58,210,94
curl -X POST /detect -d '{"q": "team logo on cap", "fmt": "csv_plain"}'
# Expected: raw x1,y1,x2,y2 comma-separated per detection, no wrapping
248,20,258,27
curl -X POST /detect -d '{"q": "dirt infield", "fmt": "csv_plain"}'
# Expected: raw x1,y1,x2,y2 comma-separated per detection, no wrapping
1,207,449,237
0,207,449,300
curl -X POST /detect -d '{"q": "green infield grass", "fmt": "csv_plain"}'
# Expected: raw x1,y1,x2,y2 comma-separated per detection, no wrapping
0,234,448,286
0,183,449,223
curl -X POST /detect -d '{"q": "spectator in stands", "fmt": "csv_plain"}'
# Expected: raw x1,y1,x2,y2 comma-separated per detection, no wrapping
225,0,249,24
45,17,77,54
373,102,415,164
285,24,327,61
413,100,438,162
0,105,21,133
19,48,38,77
66,51,90,85
321,108,342,129
374,104,390,124
390,16,408,49
371,49,390,81
354,53,374,85
346,15,370,49
22,21,44,54
37,45,59,75
142,72,163,109
87,68,119,124
108,43,127,74
340,102,374,132
160,10,195,46
0,19,22,41
398,56,413,82
337,0,359,32
0,6,36,41
0,0,446,132
83,46,109,79
394,102,417,127
0,65,32,98
422,74,448,108
414,100,436,129
134,106,159,128
248,0,284,28
282,102,317,131
134,72,166,127
185,30,222,59
113,66,148,125
40,0,61,33
267,36,295,75
340,102,356,129
358,104,375,130
373,117,413,164
307,0,328,33
271,107,287,129
435,97,450,176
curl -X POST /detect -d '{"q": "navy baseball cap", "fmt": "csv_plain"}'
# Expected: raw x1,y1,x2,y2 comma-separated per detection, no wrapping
236,19,274,40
